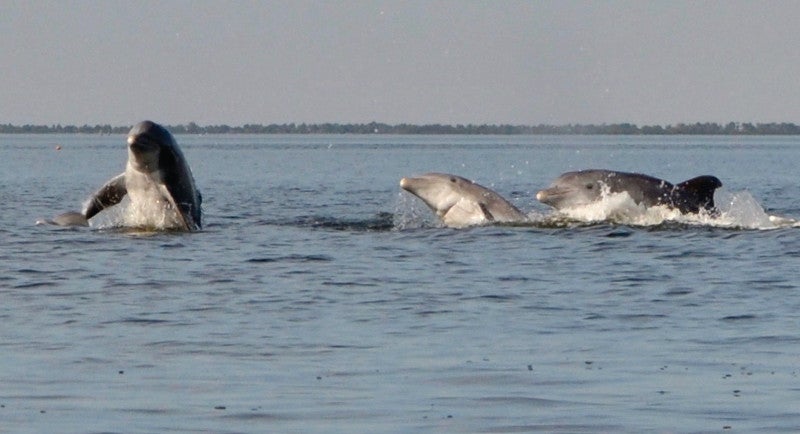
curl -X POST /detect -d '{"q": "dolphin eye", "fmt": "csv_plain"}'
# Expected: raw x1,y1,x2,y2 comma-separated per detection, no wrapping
585,183,594,190
450,177,456,183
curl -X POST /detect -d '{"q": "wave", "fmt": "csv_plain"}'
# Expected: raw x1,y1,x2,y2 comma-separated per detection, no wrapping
253,213,396,232
58,196,191,233
393,189,799,231
45,190,798,234
538,189,796,230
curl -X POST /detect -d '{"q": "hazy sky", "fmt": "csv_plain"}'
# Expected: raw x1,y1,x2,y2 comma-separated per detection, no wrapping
3,1,799,126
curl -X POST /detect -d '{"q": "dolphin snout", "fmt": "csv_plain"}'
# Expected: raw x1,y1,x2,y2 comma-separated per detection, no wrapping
536,187,568,206
535,190,547,201
400,177,410,189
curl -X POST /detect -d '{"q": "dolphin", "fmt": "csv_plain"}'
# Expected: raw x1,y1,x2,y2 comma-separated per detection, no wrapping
49,120,202,230
399,172,527,228
536,169,722,214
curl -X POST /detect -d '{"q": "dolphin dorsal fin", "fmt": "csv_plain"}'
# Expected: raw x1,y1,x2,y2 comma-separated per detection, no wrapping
673,175,723,213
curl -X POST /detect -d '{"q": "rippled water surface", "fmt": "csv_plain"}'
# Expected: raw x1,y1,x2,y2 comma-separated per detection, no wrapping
3,134,800,433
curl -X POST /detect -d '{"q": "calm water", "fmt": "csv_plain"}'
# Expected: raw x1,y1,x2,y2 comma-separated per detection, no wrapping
2,134,800,433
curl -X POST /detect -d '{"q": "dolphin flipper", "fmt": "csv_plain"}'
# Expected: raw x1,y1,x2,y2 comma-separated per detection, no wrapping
441,198,492,227
83,173,128,220
46,174,127,226
478,203,495,222
672,176,723,213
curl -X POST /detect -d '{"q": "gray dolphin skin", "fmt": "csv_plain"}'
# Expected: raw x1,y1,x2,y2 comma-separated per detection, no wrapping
400,172,527,227
51,120,202,230
536,169,722,214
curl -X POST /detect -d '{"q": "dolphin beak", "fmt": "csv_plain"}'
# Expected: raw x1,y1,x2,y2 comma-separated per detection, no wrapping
127,135,144,153
536,187,567,206
399,177,412,190
535,189,550,202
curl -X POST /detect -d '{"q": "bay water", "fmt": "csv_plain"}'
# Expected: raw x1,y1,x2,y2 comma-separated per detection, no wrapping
2,134,800,433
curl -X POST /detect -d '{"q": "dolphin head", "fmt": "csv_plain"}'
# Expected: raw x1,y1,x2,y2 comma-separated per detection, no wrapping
127,120,175,173
536,171,607,209
400,173,468,217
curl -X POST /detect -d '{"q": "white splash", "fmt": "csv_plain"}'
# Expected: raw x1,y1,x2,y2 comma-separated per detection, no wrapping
713,189,796,230
395,186,797,231
546,189,797,230
547,190,680,226
123,198,185,230
393,191,442,229
86,196,186,231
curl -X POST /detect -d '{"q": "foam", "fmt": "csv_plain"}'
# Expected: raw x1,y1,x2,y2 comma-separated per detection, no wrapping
546,189,796,230
392,185,800,231
85,196,186,231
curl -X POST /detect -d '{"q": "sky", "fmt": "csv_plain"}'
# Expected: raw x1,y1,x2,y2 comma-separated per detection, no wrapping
2,1,800,126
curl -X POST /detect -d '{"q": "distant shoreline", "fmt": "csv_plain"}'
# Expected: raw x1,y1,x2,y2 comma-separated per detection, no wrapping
3,121,800,135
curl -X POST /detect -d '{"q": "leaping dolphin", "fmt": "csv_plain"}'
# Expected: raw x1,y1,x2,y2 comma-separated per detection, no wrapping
536,169,722,214
49,120,202,231
399,172,527,228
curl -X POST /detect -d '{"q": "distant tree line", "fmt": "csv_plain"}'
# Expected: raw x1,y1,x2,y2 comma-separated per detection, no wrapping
3,121,800,135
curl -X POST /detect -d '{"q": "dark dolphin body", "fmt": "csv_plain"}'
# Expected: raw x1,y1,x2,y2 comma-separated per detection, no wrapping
49,121,202,230
400,172,527,228
536,169,722,214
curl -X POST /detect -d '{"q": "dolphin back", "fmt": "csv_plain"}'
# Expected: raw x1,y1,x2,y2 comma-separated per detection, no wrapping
452,176,526,222
477,189,527,222
47,211,89,227
160,140,202,230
